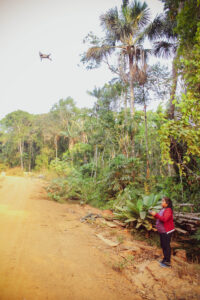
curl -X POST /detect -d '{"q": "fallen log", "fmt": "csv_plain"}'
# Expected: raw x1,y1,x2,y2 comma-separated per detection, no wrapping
175,227,188,234
175,218,200,225
175,203,194,207
174,213,200,221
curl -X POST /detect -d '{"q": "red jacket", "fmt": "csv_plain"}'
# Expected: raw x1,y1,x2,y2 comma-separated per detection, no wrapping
155,208,175,233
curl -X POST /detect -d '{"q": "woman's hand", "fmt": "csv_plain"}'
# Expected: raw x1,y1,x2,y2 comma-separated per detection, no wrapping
149,211,156,216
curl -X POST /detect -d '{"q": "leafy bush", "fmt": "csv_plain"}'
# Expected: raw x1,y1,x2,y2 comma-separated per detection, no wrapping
50,159,70,176
105,155,143,196
35,153,49,171
46,166,107,206
114,185,143,206
114,193,162,231
79,162,96,177
153,175,200,209
64,143,92,165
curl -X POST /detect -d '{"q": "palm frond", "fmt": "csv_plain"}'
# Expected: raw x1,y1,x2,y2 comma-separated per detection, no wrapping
162,19,177,40
86,45,114,62
153,41,177,58
146,14,164,41
130,1,150,28
147,13,177,41
100,8,124,41
104,34,117,46
122,0,129,10
101,2,150,44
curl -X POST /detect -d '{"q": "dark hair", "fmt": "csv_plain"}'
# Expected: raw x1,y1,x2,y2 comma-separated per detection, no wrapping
163,197,173,210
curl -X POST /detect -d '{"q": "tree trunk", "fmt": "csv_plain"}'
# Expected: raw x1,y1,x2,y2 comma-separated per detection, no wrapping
128,53,135,156
168,53,181,176
101,148,105,167
19,139,24,170
144,103,150,179
169,54,178,119
168,163,172,176
129,54,135,117
123,91,128,125
54,136,58,161
93,145,98,179
28,140,32,172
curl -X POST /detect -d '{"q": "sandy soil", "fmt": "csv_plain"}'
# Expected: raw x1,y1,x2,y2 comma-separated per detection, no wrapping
0,176,200,300
0,176,141,300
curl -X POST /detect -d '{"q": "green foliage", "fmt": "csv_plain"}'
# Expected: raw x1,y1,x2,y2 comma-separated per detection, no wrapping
176,0,200,51
0,110,33,170
158,2,200,184
49,159,69,176
46,168,107,207
35,148,51,171
66,143,92,165
194,229,200,242
114,193,162,231
0,163,7,171
115,185,143,206
153,176,183,200
105,155,143,196
46,178,69,203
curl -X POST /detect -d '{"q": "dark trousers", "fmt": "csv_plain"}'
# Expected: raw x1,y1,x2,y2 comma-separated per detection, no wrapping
159,232,172,263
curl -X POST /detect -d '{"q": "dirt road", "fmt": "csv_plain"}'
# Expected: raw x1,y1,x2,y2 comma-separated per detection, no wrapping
0,176,140,300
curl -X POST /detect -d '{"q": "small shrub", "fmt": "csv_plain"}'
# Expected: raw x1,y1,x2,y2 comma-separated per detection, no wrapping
49,159,70,176
112,259,128,272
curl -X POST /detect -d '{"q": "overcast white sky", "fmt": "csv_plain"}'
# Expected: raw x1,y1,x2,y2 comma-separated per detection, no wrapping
0,0,164,119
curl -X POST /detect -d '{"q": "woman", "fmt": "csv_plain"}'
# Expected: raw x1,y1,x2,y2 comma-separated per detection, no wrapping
150,197,175,267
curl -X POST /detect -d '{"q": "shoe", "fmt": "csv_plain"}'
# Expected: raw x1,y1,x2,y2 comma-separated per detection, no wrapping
159,259,165,264
159,262,171,268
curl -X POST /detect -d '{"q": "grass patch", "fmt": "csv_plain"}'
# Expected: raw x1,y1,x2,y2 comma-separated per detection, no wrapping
131,230,160,247
112,255,135,272
112,259,128,272
116,235,125,244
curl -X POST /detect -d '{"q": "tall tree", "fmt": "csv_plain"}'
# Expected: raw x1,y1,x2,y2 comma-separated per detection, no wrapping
135,63,171,179
0,110,32,170
147,12,178,119
158,0,200,181
82,0,151,117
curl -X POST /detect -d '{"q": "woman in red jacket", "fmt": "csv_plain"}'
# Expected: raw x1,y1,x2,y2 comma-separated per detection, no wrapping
150,197,175,267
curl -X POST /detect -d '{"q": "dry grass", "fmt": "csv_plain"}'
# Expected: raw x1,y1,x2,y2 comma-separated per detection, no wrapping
6,167,24,176
175,263,200,282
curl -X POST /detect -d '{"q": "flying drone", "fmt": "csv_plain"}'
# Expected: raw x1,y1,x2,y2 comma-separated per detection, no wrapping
39,52,52,61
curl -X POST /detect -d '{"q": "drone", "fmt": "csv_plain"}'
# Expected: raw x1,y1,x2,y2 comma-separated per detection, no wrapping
39,52,52,61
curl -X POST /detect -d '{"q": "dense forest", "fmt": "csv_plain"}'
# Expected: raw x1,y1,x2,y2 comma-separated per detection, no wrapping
0,0,200,238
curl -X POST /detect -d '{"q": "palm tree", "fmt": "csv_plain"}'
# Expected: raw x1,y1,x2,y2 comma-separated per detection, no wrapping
83,0,151,117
